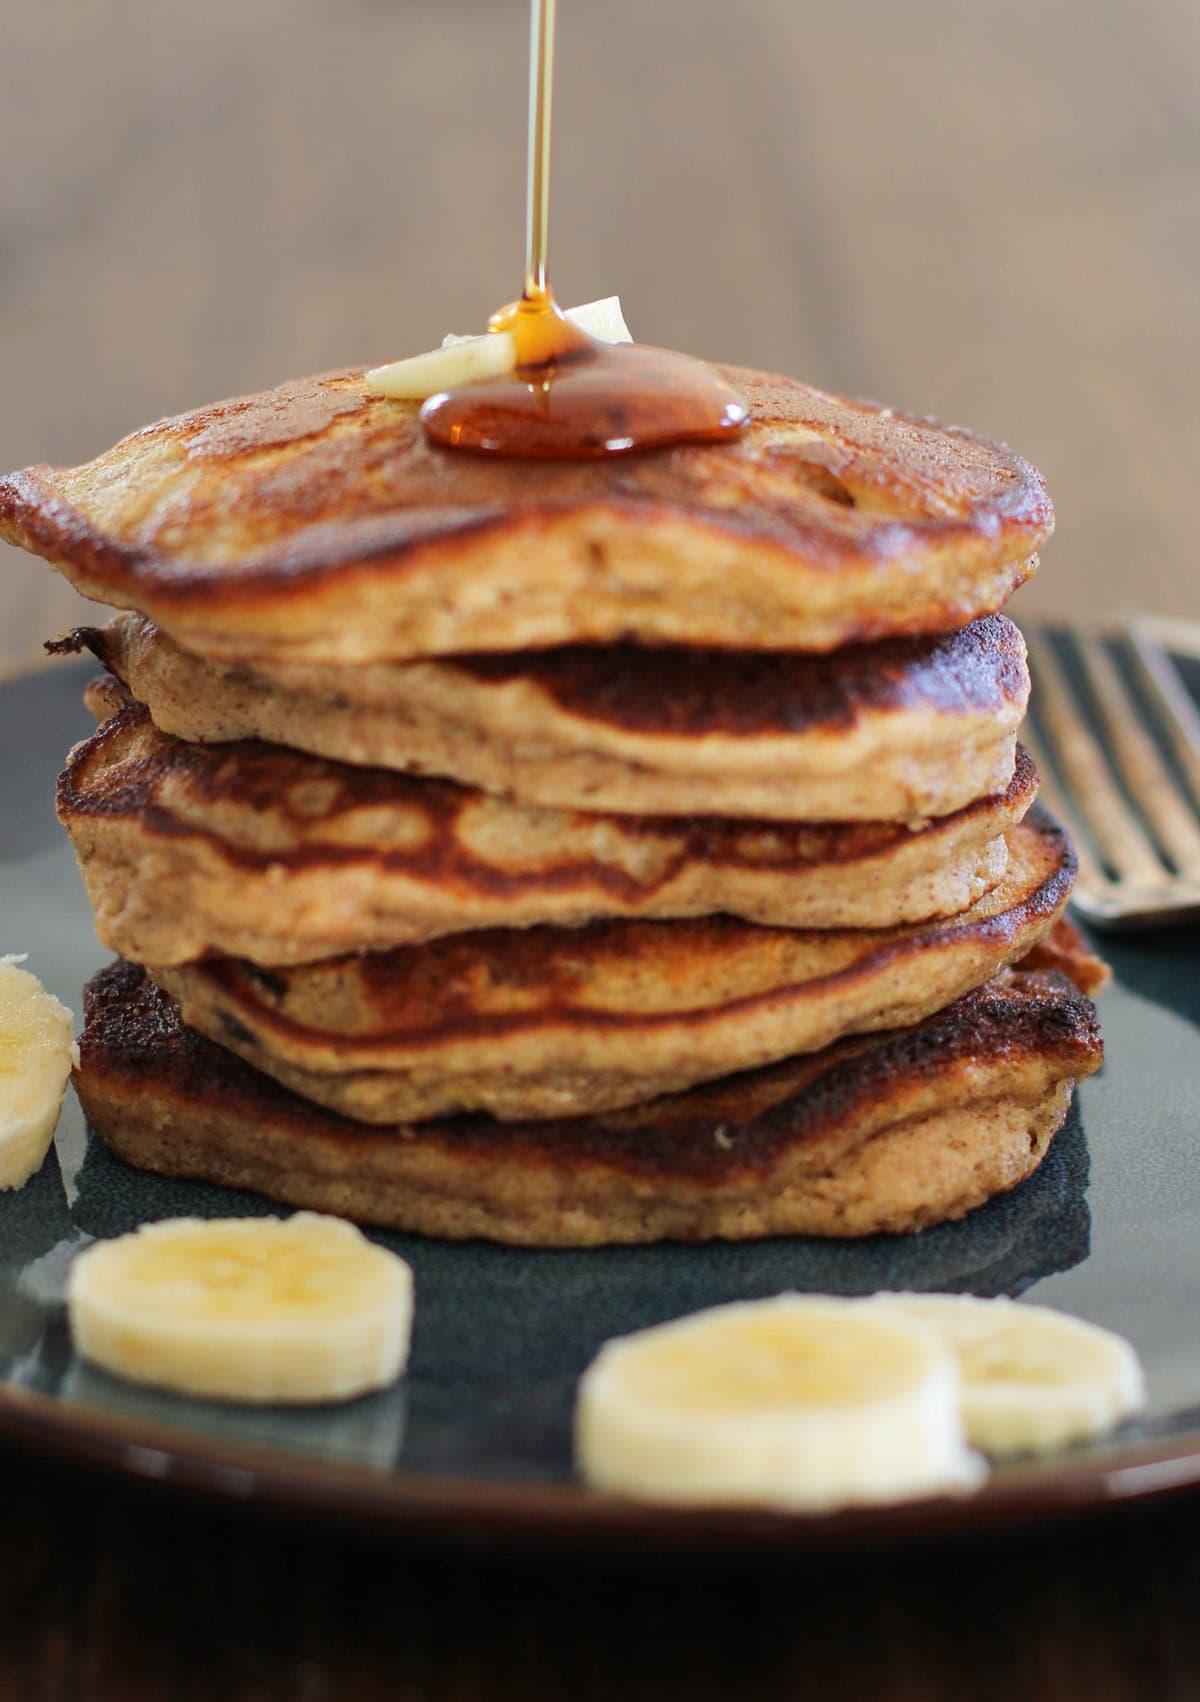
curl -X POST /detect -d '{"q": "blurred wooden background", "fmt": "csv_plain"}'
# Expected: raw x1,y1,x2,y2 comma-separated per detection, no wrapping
2,0,1197,671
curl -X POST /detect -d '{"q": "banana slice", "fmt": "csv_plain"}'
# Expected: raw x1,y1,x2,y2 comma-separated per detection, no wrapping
367,294,633,399
872,1294,1146,1457
576,1295,982,1511
67,1213,413,1405
0,955,77,1191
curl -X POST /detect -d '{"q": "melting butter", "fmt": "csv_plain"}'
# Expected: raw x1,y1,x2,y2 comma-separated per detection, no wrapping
366,295,632,400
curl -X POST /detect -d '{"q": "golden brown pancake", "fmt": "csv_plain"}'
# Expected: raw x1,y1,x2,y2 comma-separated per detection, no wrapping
57,612,1029,823
1,364,1050,663
148,811,1075,1123
59,682,1038,965
74,960,1102,1245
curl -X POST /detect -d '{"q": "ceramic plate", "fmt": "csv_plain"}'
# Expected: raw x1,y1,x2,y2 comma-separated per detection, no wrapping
1,638,1199,1550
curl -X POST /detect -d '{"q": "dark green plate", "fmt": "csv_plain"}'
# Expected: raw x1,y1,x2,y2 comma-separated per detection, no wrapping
2,650,1199,1550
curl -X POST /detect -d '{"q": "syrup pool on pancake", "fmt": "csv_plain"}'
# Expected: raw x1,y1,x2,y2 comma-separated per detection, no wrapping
369,0,750,459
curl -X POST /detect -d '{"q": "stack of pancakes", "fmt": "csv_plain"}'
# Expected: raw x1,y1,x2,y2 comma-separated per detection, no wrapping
0,363,1104,1245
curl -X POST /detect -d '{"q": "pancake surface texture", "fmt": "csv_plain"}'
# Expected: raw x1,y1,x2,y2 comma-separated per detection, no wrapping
148,810,1075,1123
60,684,1037,964
65,612,1029,822
75,961,1102,1245
1,365,1050,662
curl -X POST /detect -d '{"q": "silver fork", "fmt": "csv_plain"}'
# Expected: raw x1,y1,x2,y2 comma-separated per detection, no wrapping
1021,617,1200,930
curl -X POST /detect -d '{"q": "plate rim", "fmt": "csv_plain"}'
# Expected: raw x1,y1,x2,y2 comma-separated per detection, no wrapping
5,638,1200,1548
2,1375,1199,1549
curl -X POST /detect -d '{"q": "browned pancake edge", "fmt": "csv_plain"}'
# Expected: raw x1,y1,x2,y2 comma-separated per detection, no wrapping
74,960,1101,1245
6,364,1051,659
58,680,1038,889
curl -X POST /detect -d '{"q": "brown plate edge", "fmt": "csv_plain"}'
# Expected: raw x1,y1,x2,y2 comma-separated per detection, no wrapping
0,1377,1196,1553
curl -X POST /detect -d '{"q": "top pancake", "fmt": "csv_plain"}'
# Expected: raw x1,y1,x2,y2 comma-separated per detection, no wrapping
0,364,1051,663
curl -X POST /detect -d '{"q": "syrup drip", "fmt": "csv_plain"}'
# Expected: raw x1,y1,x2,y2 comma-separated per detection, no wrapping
421,332,749,458
420,0,750,460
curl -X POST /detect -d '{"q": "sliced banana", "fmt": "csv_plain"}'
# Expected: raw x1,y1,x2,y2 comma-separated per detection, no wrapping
872,1293,1146,1457
367,294,633,399
0,955,77,1191
576,1295,982,1511
67,1213,413,1405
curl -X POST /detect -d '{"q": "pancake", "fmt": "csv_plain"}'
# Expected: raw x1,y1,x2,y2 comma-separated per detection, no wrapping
1,365,1051,664
59,682,1038,965
74,960,1102,1246
58,612,1029,823
1013,913,1112,997
148,810,1074,1123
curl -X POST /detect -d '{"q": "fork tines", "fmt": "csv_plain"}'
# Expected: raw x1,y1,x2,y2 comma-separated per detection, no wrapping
1023,621,1200,929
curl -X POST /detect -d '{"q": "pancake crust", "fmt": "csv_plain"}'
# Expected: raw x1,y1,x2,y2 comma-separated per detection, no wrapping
59,612,1029,822
59,683,1037,964
1016,914,1112,997
149,810,1075,1123
1,364,1051,662
74,961,1102,1246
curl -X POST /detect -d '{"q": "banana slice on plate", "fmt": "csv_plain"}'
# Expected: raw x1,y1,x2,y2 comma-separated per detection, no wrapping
0,955,77,1191
576,1295,982,1511
871,1293,1146,1457
367,294,633,399
67,1213,413,1405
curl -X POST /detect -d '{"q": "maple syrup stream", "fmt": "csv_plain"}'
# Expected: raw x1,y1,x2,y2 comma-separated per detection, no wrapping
420,0,749,459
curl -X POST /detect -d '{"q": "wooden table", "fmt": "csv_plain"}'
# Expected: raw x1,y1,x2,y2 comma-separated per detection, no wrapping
1,1444,1198,1699
2,0,1199,1693
2,0,1197,670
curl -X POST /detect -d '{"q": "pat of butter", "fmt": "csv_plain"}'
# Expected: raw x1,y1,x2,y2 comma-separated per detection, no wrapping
366,296,633,400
